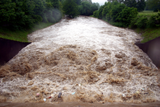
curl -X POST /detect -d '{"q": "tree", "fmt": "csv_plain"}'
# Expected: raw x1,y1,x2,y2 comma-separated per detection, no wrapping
50,0,59,9
75,0,81,5
146,0,160,12
136,0,146,12
93,10,99,18
63,0,79,18
124,0,137,8
95,1,138,27
0,0,36,30
111,3,126,21
0,0,16,26
81,0,92,4
117,7,138,26
80,1,91,15
91,3,99,13
121,0,146,12
78,1,98,16
98,5,105,19
0,0,62,30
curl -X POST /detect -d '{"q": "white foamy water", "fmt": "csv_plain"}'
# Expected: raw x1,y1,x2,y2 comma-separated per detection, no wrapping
0,16,160,103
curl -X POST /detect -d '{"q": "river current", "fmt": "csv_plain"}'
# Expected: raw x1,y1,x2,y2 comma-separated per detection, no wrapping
0,16,160,106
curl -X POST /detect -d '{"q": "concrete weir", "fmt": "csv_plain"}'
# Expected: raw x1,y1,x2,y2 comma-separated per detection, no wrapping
0,38,30,65
135,37,160,68
0,17,160,104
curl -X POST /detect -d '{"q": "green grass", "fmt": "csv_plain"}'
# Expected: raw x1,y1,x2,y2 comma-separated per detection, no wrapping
138,10,158,18
0,29,29,42
0,22,54,42
135,27,160,43
134,11,160,43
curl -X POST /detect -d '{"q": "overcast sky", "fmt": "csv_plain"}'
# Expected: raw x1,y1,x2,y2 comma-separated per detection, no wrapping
92,0,107,5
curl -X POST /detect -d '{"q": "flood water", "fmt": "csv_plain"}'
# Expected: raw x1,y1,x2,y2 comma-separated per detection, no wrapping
0,16,160,106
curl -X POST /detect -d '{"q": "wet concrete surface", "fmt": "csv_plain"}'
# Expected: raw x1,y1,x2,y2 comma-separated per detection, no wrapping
0,38,30,65
0,102,160,107
135,37,160,68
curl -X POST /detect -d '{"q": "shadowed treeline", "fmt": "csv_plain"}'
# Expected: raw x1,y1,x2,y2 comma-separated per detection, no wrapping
0,38,30,65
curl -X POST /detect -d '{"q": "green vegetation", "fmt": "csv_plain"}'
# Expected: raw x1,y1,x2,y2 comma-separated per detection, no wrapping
0,0,99,42
0,29,29,42
133,11,160,43
93,1,160,43
146,0,160,12
107,0,146,12
93,1,138,27
138,11,158,18
0,0,62,30
0,22,53,42
136,28,160,43
0,0,63,42
63,0,79,18
79,1,99,16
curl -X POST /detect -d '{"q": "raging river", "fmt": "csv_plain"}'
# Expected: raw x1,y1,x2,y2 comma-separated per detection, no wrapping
0,16,160,107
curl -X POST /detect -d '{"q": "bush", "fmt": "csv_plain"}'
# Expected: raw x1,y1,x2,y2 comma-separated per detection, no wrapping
148,12,160,28
136,16,148,28
102,3,110,18
117,7,138,26
111,3,126,22
63,0,79,18
98,5,105,19
95,2,138,27
93,10,99,18
129,17,138,28
153,8,158,12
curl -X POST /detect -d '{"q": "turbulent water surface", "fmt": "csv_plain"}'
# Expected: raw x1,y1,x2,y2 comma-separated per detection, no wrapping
0,16,160,106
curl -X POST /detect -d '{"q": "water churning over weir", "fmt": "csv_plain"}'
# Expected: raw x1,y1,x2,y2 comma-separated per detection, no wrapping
0,16,160,104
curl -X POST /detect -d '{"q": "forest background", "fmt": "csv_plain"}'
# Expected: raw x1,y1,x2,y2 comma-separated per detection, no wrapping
0,0,160,42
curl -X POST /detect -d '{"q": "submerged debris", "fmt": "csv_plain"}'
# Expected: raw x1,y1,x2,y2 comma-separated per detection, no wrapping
58,92,62,98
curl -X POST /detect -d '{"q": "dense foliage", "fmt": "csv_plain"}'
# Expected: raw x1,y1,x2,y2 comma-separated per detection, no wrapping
0,0,62,30
78,1,99,16
130,12,160,29
63,0,79,18
146,0,160,12
107,0,146,12
93,1,138,27
0,0,99,30
63,0,99,17
124,0,146,12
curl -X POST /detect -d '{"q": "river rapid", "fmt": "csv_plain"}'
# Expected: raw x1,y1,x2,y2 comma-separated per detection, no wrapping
0,16,160,106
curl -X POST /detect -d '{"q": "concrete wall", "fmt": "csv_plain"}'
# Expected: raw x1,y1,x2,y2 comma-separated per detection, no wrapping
135,37,160,68
0,38,30,65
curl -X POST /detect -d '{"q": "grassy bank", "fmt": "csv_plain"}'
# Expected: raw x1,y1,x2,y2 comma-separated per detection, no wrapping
0,22,54,42
134,27,160,43
134,11,160,43
138,10,158,18
107,11,160,43
100,10,160,43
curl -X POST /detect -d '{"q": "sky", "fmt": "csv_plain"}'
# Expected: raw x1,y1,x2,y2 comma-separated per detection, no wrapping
92,0,107,5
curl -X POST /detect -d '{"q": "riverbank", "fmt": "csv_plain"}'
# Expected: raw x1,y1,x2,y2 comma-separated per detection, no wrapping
134,27,160,43
0,22,54,42
132,11,160,43
96,10,160,43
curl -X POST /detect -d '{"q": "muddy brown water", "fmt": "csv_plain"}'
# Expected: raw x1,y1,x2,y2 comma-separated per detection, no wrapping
0,16,160,106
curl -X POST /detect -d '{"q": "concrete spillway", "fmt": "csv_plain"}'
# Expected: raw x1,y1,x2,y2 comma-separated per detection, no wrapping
0,16,160,104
